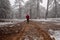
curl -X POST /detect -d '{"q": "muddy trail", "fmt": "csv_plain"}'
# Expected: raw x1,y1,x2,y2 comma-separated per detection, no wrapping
0,21,54,40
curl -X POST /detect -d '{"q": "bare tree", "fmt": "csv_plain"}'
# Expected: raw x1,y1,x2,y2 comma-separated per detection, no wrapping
45,0,49,19
54,0,58,18
28,0,42,19
47,0,58,18
37,0,40,19
14,0,25,19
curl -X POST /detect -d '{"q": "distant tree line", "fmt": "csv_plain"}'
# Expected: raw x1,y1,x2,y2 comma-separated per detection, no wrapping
13,0,60,19
0,0,12,19
0,0,60,19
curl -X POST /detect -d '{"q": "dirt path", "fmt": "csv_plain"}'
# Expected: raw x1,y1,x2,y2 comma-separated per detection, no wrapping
0,21,53,40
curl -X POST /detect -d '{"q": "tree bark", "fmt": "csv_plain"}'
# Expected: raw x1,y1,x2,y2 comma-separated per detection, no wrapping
54,0,58,18
45,0,49,19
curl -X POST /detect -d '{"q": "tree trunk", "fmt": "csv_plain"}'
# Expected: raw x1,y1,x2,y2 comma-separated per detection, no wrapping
19,2,22,19
37,0,40,19
45,0,49,19
30,6,32,19
54,0,57,18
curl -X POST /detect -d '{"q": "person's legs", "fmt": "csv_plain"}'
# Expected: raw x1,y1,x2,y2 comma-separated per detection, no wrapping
27,19,29,23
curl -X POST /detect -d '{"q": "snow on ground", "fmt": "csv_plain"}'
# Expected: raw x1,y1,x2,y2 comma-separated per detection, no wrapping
31,18,60,22
0,22,14,25
54,31,60,40
1,18,60,22
48,29,60,40
31,19,53,21
0,19,25,25
0,18,60,26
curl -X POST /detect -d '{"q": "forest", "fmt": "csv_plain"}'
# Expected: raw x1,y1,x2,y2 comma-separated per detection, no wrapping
0,0,60,19
0,0,60,40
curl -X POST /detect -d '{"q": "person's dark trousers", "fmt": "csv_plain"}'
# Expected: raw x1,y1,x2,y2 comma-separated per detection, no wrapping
27,19,29,23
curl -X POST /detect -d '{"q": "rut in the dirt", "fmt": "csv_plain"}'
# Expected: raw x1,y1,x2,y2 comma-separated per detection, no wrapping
0,21,53,40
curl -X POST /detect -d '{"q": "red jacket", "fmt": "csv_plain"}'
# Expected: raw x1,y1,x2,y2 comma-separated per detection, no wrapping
26,15,29,19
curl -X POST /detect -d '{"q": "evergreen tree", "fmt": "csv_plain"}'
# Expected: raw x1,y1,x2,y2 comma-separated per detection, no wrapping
0,0,11,19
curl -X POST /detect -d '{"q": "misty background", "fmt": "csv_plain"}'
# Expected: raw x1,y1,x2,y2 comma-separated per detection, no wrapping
0,0,60,19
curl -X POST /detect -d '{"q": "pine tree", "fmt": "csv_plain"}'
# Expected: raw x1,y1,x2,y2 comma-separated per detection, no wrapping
0,0,10,19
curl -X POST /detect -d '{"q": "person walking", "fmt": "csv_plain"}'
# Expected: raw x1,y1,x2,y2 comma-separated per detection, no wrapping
26,14,30,23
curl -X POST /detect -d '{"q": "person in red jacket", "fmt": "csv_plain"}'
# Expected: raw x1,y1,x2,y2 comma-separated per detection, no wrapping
26,14,30,23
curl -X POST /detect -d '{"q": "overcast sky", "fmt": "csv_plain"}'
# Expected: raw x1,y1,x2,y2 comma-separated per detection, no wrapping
9,0,47,8
40,0,47,9
9,0,15,6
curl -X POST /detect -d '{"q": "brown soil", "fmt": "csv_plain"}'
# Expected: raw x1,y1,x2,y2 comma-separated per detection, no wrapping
0,21,54,40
